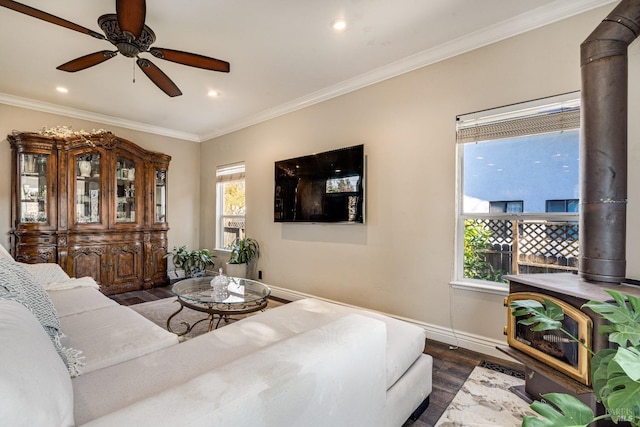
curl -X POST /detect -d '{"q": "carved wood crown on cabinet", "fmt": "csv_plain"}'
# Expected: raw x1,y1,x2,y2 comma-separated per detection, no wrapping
9,131,171,295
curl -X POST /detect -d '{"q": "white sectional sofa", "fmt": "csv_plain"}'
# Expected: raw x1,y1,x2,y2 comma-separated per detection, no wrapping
0,250,432,427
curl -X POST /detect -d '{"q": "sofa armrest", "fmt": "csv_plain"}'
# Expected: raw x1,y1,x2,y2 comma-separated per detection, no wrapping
82,314,387,427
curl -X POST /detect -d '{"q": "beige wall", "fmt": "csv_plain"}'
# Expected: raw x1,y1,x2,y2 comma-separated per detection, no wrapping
200,5,640,355
2,4,638,357
0,105,202,257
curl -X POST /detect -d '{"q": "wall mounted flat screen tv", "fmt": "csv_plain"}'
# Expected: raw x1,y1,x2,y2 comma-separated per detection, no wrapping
274,144,365,223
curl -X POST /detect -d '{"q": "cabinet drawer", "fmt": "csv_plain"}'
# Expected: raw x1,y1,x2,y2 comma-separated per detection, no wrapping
16,235,57,245
14,245,57,264
109,233,143,243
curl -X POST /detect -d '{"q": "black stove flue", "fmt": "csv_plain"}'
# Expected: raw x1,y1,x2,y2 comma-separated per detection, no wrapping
579,0,640,283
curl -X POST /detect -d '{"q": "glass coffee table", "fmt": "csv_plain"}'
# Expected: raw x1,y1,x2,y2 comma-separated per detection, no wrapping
168,275,271,336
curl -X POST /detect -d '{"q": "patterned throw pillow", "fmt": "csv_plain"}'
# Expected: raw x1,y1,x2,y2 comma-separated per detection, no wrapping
0,258,83,376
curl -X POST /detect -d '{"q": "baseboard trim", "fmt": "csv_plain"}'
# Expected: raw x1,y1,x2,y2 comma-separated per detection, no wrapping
269,286,512,361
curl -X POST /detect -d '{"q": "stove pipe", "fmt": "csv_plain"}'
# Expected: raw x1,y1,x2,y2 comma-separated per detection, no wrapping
580,0,640,283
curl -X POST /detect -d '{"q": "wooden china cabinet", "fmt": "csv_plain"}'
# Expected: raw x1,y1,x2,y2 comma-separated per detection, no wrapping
9,130,171,295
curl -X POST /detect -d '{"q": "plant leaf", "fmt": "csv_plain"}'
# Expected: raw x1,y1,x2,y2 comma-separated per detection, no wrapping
591,348,616,401
522,393,594,427
613,346,640,382
510,299,564,332
600,356,640,424
583,291,640,347
607,324,640,350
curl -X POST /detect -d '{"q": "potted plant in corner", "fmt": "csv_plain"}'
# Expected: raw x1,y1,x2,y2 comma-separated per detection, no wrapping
226,237,259,278
165,245,215,279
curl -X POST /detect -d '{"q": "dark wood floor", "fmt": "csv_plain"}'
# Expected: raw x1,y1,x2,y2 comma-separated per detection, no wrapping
411,340,523,426
111,285,523,427
108,285,175,306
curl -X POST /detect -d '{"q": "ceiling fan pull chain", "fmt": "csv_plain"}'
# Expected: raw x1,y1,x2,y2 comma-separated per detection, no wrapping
133,60,136,84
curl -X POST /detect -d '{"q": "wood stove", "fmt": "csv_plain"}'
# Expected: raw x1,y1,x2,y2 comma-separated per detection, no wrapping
503,273,640,425
506,291,592,385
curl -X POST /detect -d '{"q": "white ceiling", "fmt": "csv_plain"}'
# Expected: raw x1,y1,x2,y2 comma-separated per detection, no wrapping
0,0,614,142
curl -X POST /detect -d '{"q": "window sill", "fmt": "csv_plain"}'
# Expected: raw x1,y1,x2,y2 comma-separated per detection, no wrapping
449,280,509,296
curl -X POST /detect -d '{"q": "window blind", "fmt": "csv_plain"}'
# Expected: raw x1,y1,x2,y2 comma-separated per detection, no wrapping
216,164,245,183
456,93,580,144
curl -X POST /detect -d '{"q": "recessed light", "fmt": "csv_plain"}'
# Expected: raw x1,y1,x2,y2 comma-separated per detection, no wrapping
56,86,68,93
208,90,220,97
331,19,347,31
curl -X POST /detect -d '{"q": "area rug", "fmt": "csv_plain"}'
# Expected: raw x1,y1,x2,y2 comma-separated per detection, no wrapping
435,363,536,426
130,297,283,340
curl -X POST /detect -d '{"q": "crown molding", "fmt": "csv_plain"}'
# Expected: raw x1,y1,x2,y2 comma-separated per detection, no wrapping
1,0,616,143
0,92,200,142
201,0,616,141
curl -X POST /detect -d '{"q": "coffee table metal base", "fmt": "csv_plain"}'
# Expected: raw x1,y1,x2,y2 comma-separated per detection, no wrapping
166,297,268,336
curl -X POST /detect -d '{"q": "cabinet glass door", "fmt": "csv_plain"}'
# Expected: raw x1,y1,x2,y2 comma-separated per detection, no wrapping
154,168,167,223
116,156,136,223
19,153,48,223
75,153,101,224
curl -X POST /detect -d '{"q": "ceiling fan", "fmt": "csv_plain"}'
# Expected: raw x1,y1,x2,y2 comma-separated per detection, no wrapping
0,0,230,97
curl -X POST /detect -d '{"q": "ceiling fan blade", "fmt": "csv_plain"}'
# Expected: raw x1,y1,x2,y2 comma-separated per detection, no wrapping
150,48,230,73
0,0,105,39
116,0,145,41
136,58,182,97
57,51,118,72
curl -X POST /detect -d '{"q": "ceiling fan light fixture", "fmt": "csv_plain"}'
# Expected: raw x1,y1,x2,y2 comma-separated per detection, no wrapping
99,14,155,57
116,42,140,57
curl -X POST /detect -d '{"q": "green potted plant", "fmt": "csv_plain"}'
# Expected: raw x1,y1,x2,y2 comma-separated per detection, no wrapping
510,290,640,426
226,237,259,278
165,245,215,279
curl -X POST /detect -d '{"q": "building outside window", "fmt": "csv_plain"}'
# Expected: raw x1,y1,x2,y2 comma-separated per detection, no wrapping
546,199,579,213
456,93,580,286
216,163,245,250
489,201,523,213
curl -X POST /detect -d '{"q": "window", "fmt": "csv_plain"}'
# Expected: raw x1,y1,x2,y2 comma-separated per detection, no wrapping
546,199,579,213
216,164,245,250
456,93,580,286
489,201,523,213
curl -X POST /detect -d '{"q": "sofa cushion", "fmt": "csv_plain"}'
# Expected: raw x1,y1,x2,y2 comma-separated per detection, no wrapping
72,298,425,423
0,299,74,427
0,258,83,375
18,262,70,286
0,259,60,332
78,314,387,427
49,287,119,318
60,304,179,374
223,298,427,388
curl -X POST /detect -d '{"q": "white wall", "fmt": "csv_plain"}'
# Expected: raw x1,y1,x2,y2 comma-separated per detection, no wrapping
0,105,202,258
200,5,639,356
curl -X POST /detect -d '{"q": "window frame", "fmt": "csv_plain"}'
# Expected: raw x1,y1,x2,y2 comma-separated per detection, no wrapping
215,163,246,251
453,93,581,293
